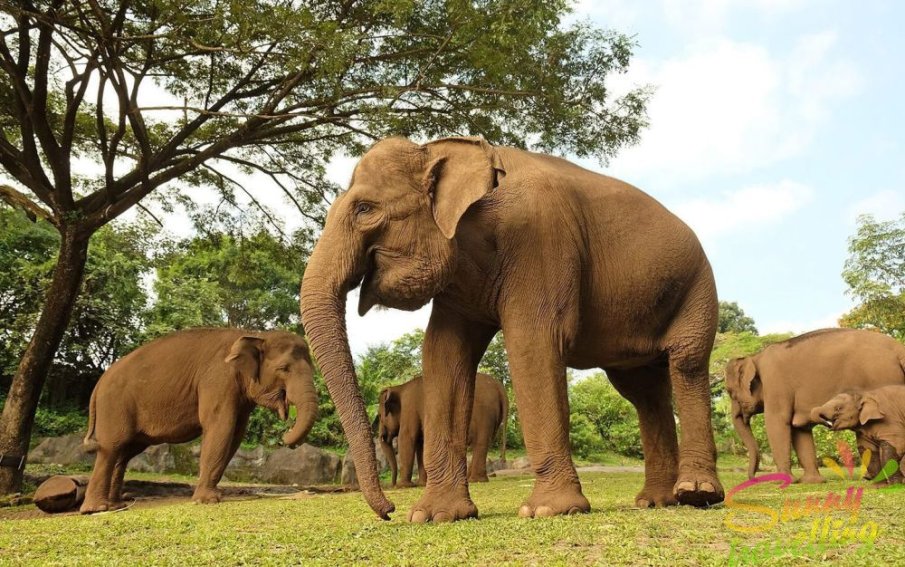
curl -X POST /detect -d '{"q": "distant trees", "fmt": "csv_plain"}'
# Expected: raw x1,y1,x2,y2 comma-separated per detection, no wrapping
840,213,905,341
718,301,758,334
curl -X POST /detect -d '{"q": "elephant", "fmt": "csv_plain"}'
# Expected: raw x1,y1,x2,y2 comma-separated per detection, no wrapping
810,385,905,483
300,135,724,522
724,328,905,483
375,372,508,487
80,328,318,513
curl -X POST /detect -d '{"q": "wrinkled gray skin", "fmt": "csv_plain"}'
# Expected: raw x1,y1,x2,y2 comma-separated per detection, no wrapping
80,328,318,513
725,328,905,482
810,386,905,483
375,373,508,487
301,136,724,522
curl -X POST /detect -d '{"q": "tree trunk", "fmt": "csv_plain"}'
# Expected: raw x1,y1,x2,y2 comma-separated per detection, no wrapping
0,226,90,494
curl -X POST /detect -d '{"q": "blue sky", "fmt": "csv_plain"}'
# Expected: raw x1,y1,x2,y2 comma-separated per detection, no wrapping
341,0,905,355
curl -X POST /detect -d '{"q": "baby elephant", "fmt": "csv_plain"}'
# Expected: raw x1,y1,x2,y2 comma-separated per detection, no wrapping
374,373,508,487
811,385,905,483
81,328,318,513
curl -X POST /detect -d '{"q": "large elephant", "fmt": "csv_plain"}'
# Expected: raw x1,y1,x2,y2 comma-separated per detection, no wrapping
80,328,318,513
725,328,905,482
375,372,508,487
300,136,724,522
810,385,905,483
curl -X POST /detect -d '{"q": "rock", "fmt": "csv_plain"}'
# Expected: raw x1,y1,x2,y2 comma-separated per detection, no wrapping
487,458,510,473
33,475,87,513
511,456,531,470
223,446,267,482
338,439,391,488
260,444,341,486
28,434,94,468
126,444,175,474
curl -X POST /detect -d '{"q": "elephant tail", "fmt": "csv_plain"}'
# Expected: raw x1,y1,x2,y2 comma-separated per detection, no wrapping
498,382,509,463
83,389,99,454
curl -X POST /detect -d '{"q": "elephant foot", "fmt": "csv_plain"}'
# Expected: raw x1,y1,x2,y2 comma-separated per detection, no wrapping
191,487,222,504
80,499,127,515
468,473,490,483
674,471,724,507
635,484,678,508
408,487,478,523
517,483,590,518
795,473,825,484
397,480,417,489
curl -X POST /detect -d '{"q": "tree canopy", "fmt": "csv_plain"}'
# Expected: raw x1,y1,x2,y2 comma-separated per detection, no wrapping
717,301,758,335
840,213,905,340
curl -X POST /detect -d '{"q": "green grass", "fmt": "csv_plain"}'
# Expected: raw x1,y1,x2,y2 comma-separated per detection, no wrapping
1,467,902,566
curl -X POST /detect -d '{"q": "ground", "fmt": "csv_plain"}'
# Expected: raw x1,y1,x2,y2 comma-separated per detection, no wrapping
0,461,902,566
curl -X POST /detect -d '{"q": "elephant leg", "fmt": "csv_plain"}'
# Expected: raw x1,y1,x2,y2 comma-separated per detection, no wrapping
609,366,679,507
506,333,589,518
81,447,119,514
856,432,880,480
467,433,491,483
791,429,824,483
764,408,793,477
409,308,495,523
879,442,904,483
109,443,147,505
667,348,724,507
416,440,427,486
194,408,243,504
397,429,418,488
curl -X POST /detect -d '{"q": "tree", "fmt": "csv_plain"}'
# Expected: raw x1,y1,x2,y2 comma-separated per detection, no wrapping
568,373,640,459
840,213,905,340
0,0,648,492
718,301,758,334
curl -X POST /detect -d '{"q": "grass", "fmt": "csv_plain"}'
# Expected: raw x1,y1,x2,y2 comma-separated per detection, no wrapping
1,464,902,566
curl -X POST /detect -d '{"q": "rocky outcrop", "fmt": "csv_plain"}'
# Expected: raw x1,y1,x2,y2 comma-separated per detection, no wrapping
259,444,342,485
28,434,94,468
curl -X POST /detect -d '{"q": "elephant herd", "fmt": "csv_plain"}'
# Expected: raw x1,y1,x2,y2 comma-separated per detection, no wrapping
73,136,905,522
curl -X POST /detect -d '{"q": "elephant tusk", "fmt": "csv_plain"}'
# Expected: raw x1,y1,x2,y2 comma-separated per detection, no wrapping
825,420,833,428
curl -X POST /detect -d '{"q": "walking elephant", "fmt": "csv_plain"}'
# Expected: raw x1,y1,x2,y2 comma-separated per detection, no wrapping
725,328,905,483
810,385,905,483
80,328,318,513
375,373,508,487
301,136,724,522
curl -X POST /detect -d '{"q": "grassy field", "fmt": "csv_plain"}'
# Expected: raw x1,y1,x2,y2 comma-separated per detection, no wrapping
1,465,902,566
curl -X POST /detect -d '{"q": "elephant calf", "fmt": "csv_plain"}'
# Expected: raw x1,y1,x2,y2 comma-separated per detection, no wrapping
811,385,905,483
375,373,508,487
80,328,318,513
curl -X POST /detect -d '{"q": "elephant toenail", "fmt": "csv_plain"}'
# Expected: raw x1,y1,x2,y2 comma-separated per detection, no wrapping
636,498,651,508
566,507,583,515
676,481,695,492
518,504,534,518
535,506,556,517
409,510,429,523
700,482,715,493
433,512,452,523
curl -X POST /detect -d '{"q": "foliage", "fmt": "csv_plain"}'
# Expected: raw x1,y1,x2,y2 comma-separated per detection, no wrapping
31,405,87,440
4,469,903,565
568,373,642,459
145,212,310,339
718,301,758,334
840,213,905,340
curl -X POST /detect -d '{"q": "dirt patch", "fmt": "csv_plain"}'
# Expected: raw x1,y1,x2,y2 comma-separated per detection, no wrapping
0,476,351,520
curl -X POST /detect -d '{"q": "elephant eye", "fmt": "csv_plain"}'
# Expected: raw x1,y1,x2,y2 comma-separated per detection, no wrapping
355,202,372,215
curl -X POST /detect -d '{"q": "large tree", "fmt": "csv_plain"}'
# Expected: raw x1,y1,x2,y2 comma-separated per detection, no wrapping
0,0,648,492
717,300,758,335
840,213,905,340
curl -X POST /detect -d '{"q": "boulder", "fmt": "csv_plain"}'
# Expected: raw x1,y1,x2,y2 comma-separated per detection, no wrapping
339,439,391,488
224,445,267,482
28,434,94,468
33,475,87,513
511,456,531,470
126,444,175,474
260,444,341,486
486,458,510,473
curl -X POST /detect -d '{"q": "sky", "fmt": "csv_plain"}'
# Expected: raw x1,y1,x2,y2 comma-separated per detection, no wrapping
329,0,905,356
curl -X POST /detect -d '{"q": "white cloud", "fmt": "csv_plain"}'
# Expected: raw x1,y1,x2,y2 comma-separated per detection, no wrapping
673,180,814,239
846,190,905,224
345,289,432,358
603,33,861,184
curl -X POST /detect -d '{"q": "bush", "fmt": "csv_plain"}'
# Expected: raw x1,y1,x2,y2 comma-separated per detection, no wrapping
568,373,642,459
32,405,86,439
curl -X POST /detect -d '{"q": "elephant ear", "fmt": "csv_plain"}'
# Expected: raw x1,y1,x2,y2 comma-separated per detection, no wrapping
739,358,760,396
859,397,884,425
225,336,266,383
381,389,401,417
422,136,505,239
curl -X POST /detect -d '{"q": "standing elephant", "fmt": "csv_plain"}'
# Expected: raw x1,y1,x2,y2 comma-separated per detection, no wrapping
375,373,508,487
301,136,724,522
725,328,905,482
810,385,905,483
80,328,318,513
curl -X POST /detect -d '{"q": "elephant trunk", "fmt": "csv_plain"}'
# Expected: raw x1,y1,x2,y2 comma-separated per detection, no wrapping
281,372,319,448
379,436,398,487
732,400,760,479
300,236,394,520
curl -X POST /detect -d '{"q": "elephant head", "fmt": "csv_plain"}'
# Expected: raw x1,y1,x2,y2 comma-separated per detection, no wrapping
809,391,884,431
373,387,402,486
724,357,765,479
300,136,504,518
225,333,318,447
